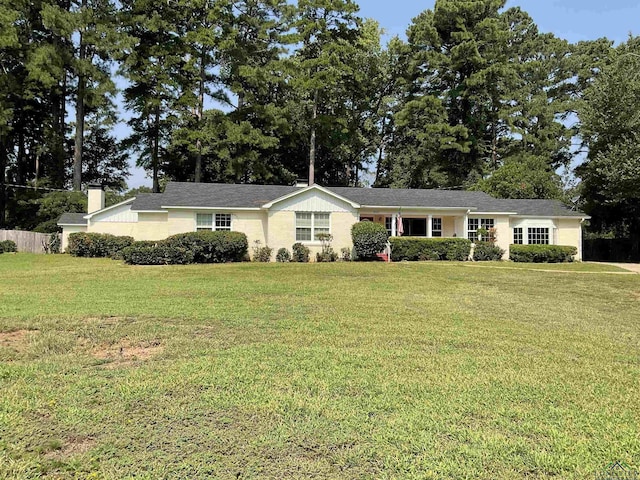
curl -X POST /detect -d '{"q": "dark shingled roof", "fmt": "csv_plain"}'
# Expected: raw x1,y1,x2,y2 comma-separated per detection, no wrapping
126,182,586,217
58,213,88,225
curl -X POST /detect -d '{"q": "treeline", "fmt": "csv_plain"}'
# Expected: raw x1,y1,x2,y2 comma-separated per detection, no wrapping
1,0,638,238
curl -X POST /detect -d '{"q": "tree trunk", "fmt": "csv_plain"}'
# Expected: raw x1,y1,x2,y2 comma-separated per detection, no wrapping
152,106,160,193
73,24,87,191
308,89,318,186
195,50,205,183
0,139,7,228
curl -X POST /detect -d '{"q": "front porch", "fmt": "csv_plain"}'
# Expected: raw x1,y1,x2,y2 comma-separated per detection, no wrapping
359,211,469,239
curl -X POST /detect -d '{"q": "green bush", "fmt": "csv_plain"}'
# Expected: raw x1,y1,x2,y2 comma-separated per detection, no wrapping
67,233,134,258
252,243,273,262
0,240,17,253
509,244,577,263
121,242,195,265
276,248,291,263
351,222,388,260
164,231,248,263
390,237,472,262
340,247,351,262
473,242,505,261
292,243,310,263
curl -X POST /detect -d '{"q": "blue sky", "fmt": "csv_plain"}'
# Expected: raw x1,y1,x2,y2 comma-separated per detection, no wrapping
125,1,640,188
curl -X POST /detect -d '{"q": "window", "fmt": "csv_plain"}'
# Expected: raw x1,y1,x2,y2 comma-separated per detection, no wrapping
513,227,523,245
197,213,231,231
403,218,427,237
296,212,330,242
432,217,442,237
528,227,549,245
468,218,494,242
385,217,393,237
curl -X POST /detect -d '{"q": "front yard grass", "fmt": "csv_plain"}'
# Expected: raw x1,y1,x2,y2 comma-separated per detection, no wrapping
1,254,639,479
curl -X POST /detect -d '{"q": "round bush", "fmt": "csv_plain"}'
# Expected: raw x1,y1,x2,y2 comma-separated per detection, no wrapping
276,248,291,263
0,240,17,253
291,243,310,263
351,221,388,260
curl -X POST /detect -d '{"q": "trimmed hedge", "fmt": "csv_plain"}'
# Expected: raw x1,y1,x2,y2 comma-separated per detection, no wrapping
0,240,17,253
276,248,291,263
120,242,195,265
164,231,248,263
473,242,505,261
67,233,134,258
509,244,577,263
351,221,388,260
390,237,472,262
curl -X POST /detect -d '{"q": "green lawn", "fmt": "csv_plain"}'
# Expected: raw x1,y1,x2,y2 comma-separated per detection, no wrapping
1,254,639,479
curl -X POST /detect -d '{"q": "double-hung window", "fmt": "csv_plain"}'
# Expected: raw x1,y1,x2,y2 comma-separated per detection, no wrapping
197,213,231,231
528,227,549,245
432,217,442,237
296,212,330,242
468,218,494,241
385,217,393,237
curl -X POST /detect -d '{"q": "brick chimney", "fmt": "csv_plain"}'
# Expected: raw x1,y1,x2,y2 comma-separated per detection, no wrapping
87,183,105,213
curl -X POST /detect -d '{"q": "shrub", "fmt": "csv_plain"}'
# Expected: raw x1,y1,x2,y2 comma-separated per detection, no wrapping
43,233,60,254
390,237,472,262
351,221,388,260
0,244,3,254
315,233,338,262
164,231,248,263
67,232,134,258
473,242,505,261
340,247,351,262
292,243,310,263
252,241,273,262
276,248,291,263
120,242,195,265
510,244,577,263
0,240,17,253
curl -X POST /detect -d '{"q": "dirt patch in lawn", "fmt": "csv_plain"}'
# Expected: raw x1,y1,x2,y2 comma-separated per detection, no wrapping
44,436,96,460
0,329,39,352
93,339,163,368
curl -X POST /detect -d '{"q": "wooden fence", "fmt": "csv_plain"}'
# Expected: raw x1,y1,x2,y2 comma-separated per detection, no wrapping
0,230,51,254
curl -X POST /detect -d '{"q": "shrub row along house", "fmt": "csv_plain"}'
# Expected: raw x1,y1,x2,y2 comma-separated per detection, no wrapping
58,182,588,260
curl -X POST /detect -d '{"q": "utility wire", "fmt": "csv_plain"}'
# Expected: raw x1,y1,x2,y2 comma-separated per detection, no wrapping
2,183,71,193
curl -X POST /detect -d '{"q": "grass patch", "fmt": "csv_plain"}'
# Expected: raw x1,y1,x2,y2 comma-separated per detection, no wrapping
1,254,639,478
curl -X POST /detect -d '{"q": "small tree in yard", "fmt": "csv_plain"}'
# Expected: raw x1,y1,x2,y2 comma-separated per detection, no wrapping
351,221,388,260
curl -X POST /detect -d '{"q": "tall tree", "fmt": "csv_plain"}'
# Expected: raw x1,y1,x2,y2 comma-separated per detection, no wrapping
293,0,360,185
119,0,188,192
577,37,640,243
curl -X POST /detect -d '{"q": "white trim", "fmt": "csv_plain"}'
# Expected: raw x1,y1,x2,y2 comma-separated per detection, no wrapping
132,209,168,213
361,205,475,211
195,212,233,232
263,185,360,209
509,215,590,220
163,206,262,211
471,211,518,216
295,211,332,243
58,223,87,226
84,197,136,219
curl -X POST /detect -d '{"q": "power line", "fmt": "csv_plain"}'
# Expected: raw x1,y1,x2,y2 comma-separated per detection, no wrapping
2,183,71,193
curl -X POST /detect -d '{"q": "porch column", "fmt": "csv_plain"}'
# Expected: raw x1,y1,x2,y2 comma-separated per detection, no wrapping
391,215,397,237
427,214,433,238
463,211,469,240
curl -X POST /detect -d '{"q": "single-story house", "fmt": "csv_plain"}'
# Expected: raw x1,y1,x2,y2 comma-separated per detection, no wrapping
58,182,588,260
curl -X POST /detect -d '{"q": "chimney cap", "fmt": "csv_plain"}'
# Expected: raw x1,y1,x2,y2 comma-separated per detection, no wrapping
87,182,104,190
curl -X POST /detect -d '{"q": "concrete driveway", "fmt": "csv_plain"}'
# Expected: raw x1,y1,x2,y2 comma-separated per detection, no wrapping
595,262,640,274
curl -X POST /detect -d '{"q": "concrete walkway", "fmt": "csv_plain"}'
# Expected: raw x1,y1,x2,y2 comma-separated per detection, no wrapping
594,262,640,274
